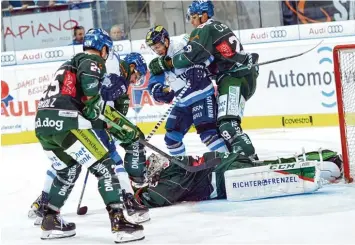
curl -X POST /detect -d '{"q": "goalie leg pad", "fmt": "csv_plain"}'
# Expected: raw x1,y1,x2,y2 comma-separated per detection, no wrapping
224,161,322,201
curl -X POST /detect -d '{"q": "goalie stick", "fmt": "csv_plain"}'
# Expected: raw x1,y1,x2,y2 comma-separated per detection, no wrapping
99,115,222,172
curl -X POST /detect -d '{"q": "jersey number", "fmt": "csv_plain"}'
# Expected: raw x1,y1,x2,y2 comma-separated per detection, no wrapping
42,69,64,99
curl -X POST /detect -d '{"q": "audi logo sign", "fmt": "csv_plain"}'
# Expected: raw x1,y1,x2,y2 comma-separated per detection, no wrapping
327,25,343,34
113,44,124,52
270,30,287,38
45,50,64,58
1,54,15,63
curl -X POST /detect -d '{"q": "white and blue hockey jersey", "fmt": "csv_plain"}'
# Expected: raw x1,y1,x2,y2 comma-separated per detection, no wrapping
148,34,215,107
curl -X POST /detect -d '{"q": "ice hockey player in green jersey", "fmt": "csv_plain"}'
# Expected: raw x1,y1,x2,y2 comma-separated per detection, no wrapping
29,51,150,226
134,150,343,208
34,28,144,243
149,0,259,158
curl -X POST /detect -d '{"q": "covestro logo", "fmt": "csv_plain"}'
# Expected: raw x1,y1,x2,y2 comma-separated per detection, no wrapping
282,116,313,127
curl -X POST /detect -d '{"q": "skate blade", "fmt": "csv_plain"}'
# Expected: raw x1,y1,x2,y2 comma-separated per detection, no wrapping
133,212,150,224
123,209,150,224
41,230,76,240
114,230,145,243
28,209,37,219
34,216,43,226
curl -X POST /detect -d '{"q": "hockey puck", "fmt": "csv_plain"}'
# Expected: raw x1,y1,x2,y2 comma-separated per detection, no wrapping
77,206,88,215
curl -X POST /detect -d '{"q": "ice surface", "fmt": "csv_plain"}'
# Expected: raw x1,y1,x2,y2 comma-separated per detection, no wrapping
1,127,355,244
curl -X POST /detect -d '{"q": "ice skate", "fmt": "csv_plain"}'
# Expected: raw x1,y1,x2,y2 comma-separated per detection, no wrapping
29,192,49,226
40,207,76,240
28,193,42,219
107,204,145,243
122,189,150,223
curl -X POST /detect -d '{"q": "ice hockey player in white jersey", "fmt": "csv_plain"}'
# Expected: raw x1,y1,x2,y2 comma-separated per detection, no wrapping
146,25,228,156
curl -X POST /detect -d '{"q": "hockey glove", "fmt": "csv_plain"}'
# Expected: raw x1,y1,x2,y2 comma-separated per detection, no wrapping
151,83,175,103
185,63,209,90
82,94,103,120
100,74,129,101
149,56,173,75
236,53,259,77
113,94,130,116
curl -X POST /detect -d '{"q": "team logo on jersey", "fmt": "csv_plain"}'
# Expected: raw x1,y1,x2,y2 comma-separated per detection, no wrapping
184,45,192,53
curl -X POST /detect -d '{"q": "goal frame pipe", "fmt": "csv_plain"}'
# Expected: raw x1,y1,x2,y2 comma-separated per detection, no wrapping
333,44,355,183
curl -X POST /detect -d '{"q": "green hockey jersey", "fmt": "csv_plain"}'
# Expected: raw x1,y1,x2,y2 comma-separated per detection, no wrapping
172,19,249,74
35,53,107,136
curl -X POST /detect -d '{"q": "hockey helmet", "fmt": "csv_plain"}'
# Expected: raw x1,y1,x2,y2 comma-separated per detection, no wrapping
124,52,148,85
186,0,214,21
83,28,113,56
145,25,170,47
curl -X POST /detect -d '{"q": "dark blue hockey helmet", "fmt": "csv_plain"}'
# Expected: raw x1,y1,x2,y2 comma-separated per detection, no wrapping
186,0,214,21
83,28,113,57
145,25,170,46
124,52,147,85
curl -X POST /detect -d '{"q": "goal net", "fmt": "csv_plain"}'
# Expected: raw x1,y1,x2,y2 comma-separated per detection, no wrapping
333,44,355,183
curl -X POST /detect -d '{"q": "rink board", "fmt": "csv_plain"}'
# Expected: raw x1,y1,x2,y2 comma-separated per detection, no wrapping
2,31,355,146
1,113,339,145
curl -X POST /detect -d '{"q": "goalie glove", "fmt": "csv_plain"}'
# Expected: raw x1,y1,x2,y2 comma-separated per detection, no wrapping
104,105,141,144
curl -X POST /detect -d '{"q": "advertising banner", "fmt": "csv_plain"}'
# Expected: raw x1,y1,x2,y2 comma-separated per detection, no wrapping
1,62,62,134
2,8,94,51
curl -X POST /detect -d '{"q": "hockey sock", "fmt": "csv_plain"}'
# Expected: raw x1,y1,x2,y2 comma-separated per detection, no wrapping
89,157,122,205
48,164,82,210
43,165,57,193
200,129,229,153
164,131,186,156
219,120,255,157
123,140,147,185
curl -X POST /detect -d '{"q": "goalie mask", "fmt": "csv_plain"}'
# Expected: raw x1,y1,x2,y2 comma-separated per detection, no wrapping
146,153,170,185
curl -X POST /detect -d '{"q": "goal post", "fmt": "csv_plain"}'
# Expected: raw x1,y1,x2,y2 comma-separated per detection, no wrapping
333,44,355,183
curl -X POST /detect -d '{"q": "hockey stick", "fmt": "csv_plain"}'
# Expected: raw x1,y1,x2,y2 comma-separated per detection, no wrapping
216,40,324,74
144,81,190,142
76,169,89,215
99,115,221,172
145,55,215,142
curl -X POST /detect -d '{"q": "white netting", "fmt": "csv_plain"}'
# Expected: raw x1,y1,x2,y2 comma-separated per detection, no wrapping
336,46,355,182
